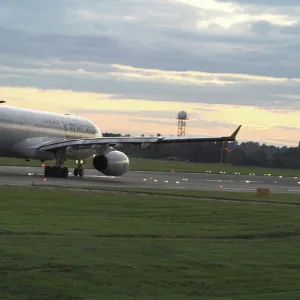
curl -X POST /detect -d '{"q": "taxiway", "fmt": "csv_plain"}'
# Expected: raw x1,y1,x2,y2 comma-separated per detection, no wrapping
0,166,300,193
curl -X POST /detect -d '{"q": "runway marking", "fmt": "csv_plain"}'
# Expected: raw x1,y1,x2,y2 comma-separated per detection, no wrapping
245,180,262,183
222,188,256,191
206,179,235,182
83,174,116,179
206,179,263,183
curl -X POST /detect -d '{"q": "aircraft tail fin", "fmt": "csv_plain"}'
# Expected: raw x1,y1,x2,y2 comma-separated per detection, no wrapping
230,125,242,140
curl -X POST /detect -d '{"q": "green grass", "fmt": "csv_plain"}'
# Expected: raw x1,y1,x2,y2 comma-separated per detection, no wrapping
31,184,300,205
1,186,300,299
1,156,299,177
88,187,300,205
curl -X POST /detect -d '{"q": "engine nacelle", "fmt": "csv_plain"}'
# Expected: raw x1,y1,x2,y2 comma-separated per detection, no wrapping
93,150,129,176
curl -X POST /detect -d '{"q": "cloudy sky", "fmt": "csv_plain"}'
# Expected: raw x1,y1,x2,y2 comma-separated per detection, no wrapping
1,0,300,146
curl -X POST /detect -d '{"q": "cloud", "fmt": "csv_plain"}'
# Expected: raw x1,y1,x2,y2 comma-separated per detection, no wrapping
2,60,300,109
220,0,300,7
1,0,300,145
131,118,238,130
70,108,238,129
1,0,300,77
69,109,181,119
273,125,300,132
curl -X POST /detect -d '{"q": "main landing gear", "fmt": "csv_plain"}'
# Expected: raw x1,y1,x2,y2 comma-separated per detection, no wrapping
44,166,69,178
43,157,85,179
44,149,69,178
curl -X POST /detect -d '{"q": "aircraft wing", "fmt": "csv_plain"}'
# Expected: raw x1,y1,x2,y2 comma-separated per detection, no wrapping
36,125,242,152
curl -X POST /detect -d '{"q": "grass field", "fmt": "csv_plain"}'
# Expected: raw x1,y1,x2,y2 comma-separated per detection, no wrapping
81,187,300,205
31,184,300,205
1,186,300,299
0,156,299,177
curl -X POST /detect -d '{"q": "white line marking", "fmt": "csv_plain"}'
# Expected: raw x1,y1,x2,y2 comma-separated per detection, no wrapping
206,180,235,182
222,188,255,191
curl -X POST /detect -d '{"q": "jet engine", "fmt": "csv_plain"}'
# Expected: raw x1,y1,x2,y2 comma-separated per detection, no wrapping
93,150,129,176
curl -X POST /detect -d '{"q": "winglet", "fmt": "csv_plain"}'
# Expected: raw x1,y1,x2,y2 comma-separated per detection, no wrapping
230,125,242,140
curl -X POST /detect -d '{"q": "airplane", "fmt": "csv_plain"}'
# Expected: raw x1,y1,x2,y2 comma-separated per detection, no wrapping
0,103,242,179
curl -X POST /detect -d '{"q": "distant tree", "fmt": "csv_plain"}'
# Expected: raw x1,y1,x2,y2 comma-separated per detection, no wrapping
228,148,247,165
102,132,122,137
246,150,267,166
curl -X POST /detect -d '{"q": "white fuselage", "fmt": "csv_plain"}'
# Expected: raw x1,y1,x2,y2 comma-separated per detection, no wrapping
0,105,102,161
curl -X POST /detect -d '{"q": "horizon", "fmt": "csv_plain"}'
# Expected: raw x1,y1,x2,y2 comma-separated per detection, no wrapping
2,1,300,147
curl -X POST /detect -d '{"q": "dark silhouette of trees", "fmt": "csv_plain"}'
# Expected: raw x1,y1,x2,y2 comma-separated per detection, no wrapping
228,148,247,165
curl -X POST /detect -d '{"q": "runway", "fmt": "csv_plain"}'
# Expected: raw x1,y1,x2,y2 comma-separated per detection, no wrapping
1,166,300,193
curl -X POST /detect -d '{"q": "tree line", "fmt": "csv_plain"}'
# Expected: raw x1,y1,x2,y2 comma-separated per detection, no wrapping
102,132,300,170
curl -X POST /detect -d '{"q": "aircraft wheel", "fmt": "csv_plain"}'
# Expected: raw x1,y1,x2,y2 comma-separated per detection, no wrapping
44,166,50,177
50,166,61,177
44,166,69,178
62,167,69,178
78,168,84,177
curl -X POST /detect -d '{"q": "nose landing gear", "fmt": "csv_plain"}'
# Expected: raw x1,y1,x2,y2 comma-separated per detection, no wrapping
74,160,85,177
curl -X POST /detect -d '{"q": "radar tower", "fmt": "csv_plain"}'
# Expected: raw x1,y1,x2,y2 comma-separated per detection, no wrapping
176,110,188,136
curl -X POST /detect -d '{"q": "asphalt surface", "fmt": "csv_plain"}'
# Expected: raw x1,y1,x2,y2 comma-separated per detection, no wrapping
0,166,300,193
